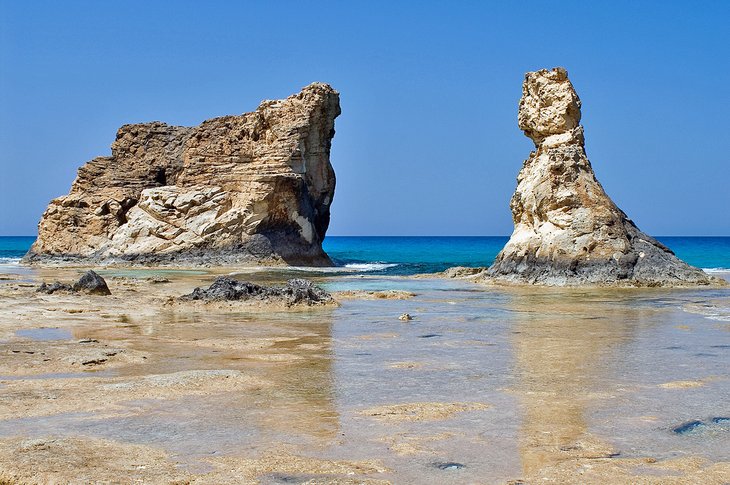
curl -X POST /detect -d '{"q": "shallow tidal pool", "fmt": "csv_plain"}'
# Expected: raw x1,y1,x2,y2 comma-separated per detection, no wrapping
0,269,728,483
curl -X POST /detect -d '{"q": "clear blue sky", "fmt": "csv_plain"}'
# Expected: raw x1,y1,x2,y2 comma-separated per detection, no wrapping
1,0,728,236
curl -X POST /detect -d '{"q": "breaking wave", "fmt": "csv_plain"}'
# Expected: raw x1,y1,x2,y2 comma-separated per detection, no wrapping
230,262,399,277
343,263,399,271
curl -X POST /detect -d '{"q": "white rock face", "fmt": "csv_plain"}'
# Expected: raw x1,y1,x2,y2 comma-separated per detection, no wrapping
488,68,715,286
103,186,244,256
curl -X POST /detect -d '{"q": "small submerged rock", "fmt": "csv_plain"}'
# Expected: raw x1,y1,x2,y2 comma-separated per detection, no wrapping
38,270,111,296
263,473,309,484
672,417,730,435
432,462,465,470
672,420,705,434
181,276,333,307
398,313,414,321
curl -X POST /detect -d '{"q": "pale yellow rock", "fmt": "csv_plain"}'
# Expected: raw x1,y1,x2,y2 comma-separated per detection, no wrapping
25,83,340,267
488,68,718,287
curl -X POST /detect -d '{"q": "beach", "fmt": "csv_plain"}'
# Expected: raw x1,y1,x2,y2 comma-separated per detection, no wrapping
3,0,730,482
1,242,729,483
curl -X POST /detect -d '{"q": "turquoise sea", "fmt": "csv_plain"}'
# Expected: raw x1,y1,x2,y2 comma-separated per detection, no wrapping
2,235,729,274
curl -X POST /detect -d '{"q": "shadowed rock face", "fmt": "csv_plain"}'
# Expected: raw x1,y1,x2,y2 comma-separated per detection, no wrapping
488,68,714,286
24,83,340,266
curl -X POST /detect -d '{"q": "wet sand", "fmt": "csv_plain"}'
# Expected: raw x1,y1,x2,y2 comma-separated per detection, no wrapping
0,266,728,483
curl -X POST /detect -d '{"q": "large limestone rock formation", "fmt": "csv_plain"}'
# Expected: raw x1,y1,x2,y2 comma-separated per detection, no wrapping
488,68,714,286
25,83,340,266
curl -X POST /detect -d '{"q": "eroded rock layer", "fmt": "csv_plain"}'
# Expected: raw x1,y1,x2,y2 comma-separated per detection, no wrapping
25,83,340,266
488,68,713,286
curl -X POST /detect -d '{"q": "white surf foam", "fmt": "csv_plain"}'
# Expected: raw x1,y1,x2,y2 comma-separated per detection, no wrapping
282,262,398,273
702,268,730,274
343,263,398,271
229,262,399,276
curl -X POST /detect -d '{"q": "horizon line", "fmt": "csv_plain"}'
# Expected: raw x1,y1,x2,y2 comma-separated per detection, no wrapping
2,234,730,238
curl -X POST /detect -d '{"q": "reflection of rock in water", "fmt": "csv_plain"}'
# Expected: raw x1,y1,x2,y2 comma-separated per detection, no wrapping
255,318,339,439
507,290,730,482
508,290,634,476
56,303,340,446
0,271,357,483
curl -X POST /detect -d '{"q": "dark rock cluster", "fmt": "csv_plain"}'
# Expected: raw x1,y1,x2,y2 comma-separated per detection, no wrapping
38,270,111,295
181,276,333,306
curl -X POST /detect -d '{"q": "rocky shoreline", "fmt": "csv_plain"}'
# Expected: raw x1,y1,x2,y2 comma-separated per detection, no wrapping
421,265,727,288
22,240,328,268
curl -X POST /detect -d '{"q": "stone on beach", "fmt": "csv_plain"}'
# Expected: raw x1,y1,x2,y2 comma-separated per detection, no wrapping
487,67,718,287
37,270,111,296
72,270,111,295
181,276,333,306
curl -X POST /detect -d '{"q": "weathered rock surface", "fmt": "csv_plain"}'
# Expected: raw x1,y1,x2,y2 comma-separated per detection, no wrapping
181,276,334,306
36,281,74,294
24,83,340,266
72,270,112,295
488,67,717,287
38,270,111,295
440,266,487,279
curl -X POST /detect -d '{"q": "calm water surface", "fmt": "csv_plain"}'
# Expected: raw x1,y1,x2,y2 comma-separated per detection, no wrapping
1,272,728,482
0,236,729,481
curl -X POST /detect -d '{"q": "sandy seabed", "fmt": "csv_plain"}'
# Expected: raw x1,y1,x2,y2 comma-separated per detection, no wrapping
0,266,729,484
